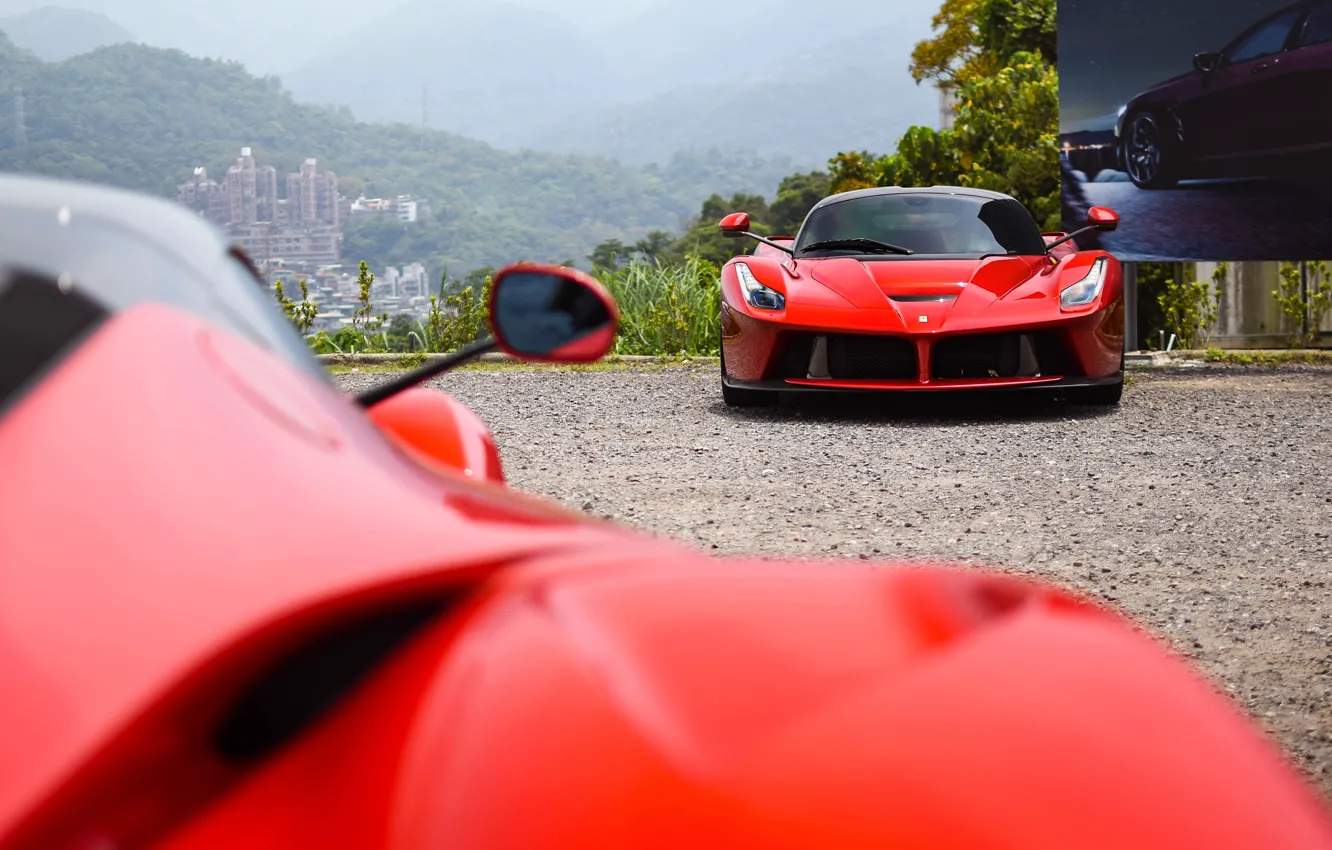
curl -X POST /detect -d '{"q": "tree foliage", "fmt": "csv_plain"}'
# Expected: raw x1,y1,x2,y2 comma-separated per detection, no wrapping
908,0,997,88
589,170,833,270
832,0,1060,229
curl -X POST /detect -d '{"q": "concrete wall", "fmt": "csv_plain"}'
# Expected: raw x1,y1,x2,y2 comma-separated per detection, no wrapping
1144,261,1332,349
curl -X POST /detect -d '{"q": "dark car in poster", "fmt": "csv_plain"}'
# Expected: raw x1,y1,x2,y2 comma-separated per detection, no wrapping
1115,0,1332,188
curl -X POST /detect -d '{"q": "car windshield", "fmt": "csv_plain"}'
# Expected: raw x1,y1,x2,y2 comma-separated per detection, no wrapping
0,207,329,387
795,193,1047,258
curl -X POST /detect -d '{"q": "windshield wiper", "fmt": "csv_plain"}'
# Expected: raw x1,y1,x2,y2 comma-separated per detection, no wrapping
800,238,914,256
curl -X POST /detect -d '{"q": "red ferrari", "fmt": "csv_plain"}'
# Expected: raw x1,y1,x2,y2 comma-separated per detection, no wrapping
2,174,1331,850
717,186,1125,407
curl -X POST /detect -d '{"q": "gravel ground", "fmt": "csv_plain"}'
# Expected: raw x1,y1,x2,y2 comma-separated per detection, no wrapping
338,364,1332,797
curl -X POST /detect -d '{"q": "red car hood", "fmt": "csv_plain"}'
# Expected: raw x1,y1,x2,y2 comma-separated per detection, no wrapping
807,256,1048,308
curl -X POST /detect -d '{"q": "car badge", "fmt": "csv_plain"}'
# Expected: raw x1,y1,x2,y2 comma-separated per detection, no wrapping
919,315,928,323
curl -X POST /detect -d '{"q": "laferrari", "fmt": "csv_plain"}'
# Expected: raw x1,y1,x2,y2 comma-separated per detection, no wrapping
2,174,1331,850
717,186,1125,407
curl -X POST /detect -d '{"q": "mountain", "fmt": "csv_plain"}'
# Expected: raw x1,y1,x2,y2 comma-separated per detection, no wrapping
0,0,230,62
0,6,133,60
281,0,627,148
0,0,416,72
527,17,939,165
284,0,939,164
0,36,798,274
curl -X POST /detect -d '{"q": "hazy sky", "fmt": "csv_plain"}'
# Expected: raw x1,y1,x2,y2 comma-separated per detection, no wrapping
1060,0,1293,126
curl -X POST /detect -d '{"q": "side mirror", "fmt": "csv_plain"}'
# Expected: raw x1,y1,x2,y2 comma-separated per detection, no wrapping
719,212,751,239
487,263,618,363
1088,206,1120,231
1193,51,1223,73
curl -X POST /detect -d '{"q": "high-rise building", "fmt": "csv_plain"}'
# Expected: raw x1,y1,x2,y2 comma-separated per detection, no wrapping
224,147,279,224
285,158,340,227
177,167,229,223
177,148,345,265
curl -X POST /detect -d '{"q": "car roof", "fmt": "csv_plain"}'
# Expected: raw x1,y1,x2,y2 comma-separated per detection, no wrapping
806,185,1018,214
0,172,231,266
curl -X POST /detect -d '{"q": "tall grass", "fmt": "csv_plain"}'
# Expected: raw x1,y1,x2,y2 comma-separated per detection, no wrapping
597,257,721,356
295,258,723,357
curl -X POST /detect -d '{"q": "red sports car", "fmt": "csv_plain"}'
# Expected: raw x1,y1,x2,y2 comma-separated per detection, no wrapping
717,186,1125,407
2,174,1331,850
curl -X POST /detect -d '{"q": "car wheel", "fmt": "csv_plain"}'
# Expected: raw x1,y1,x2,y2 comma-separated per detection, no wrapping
1123,111,1180,189
720,336,772,407
1070,380,1124,406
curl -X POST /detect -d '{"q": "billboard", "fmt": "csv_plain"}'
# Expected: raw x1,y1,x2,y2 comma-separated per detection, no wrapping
1059,0,1332,261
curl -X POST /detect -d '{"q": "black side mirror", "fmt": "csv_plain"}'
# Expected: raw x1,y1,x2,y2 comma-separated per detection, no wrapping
488,264,618,362
1194,51,1223,73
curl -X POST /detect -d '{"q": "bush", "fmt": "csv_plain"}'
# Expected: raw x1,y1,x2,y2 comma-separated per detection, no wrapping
597,257,722,356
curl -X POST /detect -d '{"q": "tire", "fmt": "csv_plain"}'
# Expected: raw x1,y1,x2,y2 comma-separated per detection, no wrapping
1069,380,1124,406
720,335,772,407
1122,111,1180,189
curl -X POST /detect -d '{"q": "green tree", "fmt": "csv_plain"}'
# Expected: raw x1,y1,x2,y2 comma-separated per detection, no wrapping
351,260,388,349
272,278,318,336
909,0,997,88
977,0,1056,67
633,231,675,264
768,171,832,235
588,239,631,272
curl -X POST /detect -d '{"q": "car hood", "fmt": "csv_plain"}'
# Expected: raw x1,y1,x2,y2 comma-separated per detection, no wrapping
807,255,1047,308
1128,69,1196,105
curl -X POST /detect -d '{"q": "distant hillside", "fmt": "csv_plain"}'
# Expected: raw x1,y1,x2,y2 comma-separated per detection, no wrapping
282,0,627,147
0,5,133,61
285,0,938,164
526,51,939,166
0,36,798,274
0,0,225,63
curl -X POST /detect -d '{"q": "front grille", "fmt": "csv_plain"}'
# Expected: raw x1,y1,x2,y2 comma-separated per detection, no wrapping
773,332,917,380
931,332,1069,379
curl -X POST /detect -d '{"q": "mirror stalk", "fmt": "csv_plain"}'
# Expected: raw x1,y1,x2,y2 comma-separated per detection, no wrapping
1045,226,1102,254
355,338,498,408
735,231,795,255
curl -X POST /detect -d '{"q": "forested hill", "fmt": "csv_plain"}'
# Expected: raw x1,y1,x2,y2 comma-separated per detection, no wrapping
0,37,799,272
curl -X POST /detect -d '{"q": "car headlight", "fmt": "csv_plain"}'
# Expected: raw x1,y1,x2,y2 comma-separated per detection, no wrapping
735,262,785,311
1060,257,1108,311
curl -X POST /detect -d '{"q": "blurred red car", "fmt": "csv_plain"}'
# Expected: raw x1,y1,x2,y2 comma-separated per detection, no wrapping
1,174,1330,850
717,187,1124,407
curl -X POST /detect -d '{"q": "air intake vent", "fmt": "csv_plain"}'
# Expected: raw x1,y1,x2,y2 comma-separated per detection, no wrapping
214,598,449,763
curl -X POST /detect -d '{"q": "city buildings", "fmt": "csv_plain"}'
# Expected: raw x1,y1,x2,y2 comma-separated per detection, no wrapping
348,194,431,223
177,147,342,266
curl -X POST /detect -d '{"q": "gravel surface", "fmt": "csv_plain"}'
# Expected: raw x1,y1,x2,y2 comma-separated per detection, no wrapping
338,364,1332,796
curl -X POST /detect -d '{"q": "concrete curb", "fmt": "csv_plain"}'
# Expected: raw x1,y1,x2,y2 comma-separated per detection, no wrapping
1126,349,1332,369
318,353,722,366
320,351,1330,370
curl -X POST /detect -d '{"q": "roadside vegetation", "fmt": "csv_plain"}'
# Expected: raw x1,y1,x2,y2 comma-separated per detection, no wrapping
1137,261,1332,351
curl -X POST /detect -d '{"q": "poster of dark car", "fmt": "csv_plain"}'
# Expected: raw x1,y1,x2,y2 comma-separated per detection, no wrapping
1060,0,1332,260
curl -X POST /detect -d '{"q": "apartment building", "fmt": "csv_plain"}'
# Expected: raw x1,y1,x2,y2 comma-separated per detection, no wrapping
177,148,343,264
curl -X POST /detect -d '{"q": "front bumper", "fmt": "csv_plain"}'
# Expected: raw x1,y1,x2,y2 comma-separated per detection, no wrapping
721,295,1125,390
723,371,1124,396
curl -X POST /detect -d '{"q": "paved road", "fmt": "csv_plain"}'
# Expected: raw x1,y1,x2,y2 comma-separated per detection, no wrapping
1073,177,1332,261
341,364,1332,797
